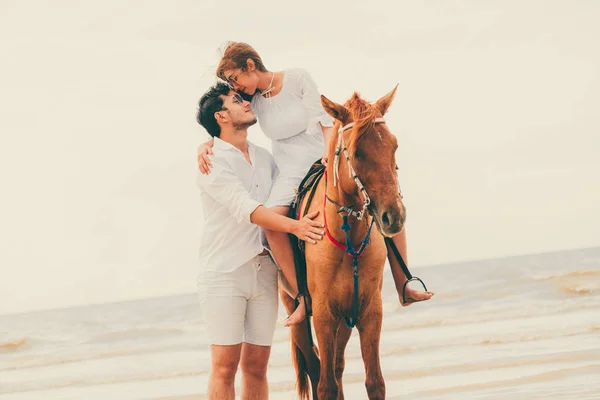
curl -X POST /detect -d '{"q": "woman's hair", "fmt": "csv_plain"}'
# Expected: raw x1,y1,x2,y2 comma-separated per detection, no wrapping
217,42,267,81
196,82,231,138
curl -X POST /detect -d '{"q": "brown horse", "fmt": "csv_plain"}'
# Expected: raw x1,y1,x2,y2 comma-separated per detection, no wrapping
281,86,405,399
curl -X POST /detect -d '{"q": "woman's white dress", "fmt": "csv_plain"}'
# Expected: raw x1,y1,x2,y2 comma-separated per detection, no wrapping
251,68,333,208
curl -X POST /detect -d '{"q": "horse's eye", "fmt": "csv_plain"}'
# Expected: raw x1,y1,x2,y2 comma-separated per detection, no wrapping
355,150,362,159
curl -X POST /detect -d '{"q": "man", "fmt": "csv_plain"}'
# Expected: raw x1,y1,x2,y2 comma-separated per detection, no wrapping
195,82,323,399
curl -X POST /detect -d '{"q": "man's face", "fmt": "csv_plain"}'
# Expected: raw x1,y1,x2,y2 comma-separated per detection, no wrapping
219,91,257,129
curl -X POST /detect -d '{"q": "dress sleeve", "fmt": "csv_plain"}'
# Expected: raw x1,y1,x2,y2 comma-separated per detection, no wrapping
300,69,334,136
270,154,280,181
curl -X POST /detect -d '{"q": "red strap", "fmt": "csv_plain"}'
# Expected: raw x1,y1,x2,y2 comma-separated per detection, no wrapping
294,168,344,250
323,170,351,251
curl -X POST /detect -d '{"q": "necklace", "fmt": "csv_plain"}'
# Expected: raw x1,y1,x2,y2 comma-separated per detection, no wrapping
260,72,276,97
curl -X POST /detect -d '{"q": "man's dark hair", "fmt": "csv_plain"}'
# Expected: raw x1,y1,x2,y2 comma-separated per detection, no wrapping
196,82,231,138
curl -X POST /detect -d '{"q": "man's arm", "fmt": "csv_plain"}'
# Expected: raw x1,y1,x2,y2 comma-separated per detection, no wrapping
197,138,215,175
250,206,321,243
197,157,262,225
197,158,323,242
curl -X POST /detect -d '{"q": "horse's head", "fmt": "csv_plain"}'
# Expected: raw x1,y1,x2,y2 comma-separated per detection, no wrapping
321,86,405,237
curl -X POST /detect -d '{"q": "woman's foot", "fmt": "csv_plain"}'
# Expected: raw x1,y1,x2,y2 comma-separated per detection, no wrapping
284,298,307,327
400,286,435,307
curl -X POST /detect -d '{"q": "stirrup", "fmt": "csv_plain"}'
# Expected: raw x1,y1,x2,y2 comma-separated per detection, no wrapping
401,277,428,304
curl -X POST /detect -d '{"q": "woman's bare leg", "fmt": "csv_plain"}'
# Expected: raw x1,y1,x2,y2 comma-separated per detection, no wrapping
387,227,435,306
265,206,306,326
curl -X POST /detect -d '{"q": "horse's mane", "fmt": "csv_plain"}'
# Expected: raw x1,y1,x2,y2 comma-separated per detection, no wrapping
344,92,380,152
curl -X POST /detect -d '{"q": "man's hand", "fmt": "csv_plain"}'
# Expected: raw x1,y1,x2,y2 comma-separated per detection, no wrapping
321,154,329,167
292,211,324,244
197,140,215,175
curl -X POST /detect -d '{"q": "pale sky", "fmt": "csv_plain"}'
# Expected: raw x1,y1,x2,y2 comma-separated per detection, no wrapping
1,0,599,315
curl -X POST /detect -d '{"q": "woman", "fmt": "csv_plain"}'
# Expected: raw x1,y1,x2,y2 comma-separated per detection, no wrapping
198,42,433,325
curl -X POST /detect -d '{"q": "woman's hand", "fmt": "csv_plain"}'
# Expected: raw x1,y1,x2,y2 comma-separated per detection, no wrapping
197,139,215,175
292,211,324,244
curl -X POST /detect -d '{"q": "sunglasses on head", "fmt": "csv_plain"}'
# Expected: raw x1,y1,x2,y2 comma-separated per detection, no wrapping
216,93,244,113
226,71,241,84
231,93,243,104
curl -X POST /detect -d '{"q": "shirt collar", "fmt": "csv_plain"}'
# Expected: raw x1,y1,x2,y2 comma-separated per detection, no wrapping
213,137,236,151
213,137,253,153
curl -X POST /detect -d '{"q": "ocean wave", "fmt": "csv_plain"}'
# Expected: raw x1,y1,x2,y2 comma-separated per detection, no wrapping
532,269,600,281
478,326,600,346
3,349,146,372
270,299,600,350
151,356,600,399
412,363,600,397
4,334,599,395
86,328,185,343
1,367,210,395
559,281,600,296
267,326,599,369
383,301,600,331
0,338,29,352
384,326,598,357
1,342,208,372
273,349,600,394
152,395,206,400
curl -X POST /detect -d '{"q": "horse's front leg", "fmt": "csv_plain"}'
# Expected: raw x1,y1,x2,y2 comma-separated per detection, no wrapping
314,310,340,400
335,322,352,400
356,300,385,400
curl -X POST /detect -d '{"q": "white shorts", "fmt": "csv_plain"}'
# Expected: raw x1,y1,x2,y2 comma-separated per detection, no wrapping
201,254,279,346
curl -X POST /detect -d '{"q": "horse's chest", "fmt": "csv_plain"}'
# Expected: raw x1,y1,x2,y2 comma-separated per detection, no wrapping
306,239,386,298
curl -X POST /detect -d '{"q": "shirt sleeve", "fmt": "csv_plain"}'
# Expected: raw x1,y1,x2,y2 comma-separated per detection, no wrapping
196,156,262,224
300,69,334,136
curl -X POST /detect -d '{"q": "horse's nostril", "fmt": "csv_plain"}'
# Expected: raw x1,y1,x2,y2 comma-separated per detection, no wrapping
382,211,390,226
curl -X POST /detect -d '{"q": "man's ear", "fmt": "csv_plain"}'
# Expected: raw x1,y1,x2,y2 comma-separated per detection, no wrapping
214,110,228,123
246,58,255,72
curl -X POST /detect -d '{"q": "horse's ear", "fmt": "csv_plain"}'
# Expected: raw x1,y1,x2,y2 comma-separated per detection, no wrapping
375,84,398,116
321,95,350,124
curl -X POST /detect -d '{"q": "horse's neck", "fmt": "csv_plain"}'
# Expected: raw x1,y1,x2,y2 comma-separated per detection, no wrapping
324,171,371,246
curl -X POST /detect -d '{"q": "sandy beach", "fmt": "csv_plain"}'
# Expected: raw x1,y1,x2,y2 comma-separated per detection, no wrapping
2,247,599,399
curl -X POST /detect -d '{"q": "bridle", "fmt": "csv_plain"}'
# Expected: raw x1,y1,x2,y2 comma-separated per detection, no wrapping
324,117,388,328
327,117,387,221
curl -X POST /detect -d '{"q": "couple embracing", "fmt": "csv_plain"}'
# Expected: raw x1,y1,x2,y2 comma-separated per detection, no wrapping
195,42,433,399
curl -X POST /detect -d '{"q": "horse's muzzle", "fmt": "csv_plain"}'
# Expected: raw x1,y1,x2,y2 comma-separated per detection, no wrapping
377,204,405,237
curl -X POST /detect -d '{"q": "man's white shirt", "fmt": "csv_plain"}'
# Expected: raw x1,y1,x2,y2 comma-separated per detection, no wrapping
196,137,278,273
